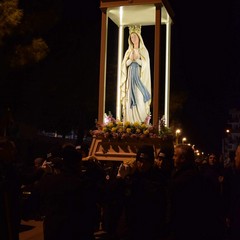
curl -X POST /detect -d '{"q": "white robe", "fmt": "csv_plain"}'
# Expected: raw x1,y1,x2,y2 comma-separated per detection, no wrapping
120,33,151,123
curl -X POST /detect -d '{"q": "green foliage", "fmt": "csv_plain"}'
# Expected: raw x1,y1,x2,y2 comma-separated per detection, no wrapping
158,117,174,141
10,38,49,67
0,0,23,44
0,0,63,69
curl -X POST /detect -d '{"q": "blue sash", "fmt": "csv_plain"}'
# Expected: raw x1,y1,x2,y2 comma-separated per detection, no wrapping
129,62,150,108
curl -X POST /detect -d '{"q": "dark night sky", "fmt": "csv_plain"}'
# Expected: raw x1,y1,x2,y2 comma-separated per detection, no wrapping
166,0,240,153
1,0,240,154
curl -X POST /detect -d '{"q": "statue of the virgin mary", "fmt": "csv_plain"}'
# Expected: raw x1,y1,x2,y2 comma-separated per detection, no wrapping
120,25,151,124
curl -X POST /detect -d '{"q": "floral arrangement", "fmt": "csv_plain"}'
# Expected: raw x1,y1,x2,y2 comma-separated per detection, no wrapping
90,113,173,141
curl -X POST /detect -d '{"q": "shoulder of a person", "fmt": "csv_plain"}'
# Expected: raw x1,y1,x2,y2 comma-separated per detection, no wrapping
173,167,199,179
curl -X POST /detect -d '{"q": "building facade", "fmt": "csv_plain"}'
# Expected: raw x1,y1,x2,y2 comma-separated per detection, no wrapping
222,108,240,163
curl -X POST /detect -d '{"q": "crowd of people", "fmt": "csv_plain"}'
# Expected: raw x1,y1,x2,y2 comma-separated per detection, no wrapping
1,135,240,240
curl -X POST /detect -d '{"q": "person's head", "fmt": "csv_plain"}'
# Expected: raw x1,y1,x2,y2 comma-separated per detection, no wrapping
76,143,89,158
208,153,217,166
46,144,62,161
155,150,166,169
173,144,195,170
235,144,240,170
34,157,45,169
61,143,82,170
51,157,63,174
136,145,154,172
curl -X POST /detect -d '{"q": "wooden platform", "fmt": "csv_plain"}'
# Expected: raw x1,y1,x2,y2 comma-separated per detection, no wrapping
85,136,173,162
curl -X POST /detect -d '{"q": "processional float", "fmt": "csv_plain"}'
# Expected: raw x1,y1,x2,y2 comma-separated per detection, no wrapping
87,0,174,162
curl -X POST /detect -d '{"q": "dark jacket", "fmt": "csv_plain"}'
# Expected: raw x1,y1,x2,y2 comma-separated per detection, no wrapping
0,162,21,240
35,168,98,240
167,165,210,240
117,167,168,240
224,168,240,240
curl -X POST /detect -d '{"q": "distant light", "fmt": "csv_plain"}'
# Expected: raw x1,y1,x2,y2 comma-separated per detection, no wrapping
182,137,187,143
175,129,181,134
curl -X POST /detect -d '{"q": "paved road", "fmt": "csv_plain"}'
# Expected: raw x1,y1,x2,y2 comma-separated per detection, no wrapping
19,219,108,240
19,220,43,240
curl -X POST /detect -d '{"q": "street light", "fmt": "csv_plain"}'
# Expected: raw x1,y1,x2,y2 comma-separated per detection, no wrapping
223,129,231,162
182,137,187,144
175,129,181,145
195,149,200,156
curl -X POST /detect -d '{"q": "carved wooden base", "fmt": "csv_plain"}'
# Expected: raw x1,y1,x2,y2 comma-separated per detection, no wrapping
85,136,173,162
